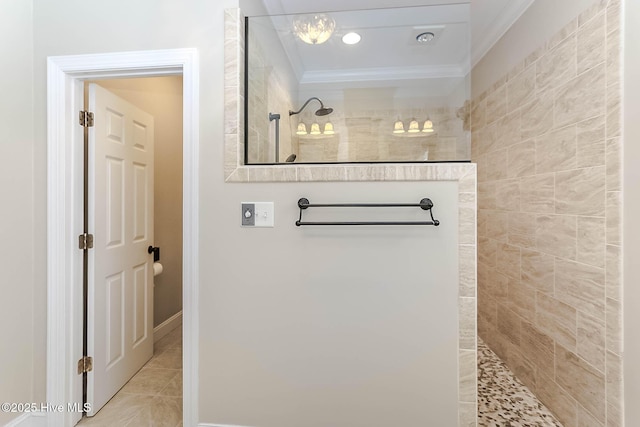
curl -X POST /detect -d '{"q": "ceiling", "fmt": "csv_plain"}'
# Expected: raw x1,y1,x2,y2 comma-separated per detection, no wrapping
254,0,534,96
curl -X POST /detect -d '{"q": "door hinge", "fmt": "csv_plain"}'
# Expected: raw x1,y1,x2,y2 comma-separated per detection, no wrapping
79,110,94,127
77,356,93,375
78,233,94,250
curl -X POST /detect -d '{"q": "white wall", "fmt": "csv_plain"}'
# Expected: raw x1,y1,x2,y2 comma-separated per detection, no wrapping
624,0,640,423
93,77,184,328
471,0,597,97
0,0,35,425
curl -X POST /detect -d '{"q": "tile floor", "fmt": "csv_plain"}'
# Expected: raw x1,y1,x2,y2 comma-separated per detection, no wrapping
478,338,564,426
77,326,183,427
77,330,562,426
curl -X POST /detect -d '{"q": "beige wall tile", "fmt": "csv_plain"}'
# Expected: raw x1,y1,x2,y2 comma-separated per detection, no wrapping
486,148,508,181
536,214,577,259
577,311,605,371
478,236,497,268
577,0,607,26
577,405,605,427
555,258,605,319
606,191,621,245
606,26,621,89
520,321,555,378
510,347,538,391
535,125,577,174
605,244,621,300
508,211,537,236
497,304,521,345
577,216,606,268
555,346,605,423
507,65,536,112
521,249,555,293
486,211,508,242
471,98,486,130
606,84,621,139
478,182,497,210
536,35,577,92
577,12,606,74
477,209,489,238
536,371,578,427
485,84,507,125
495,179,521,211
536,291,577,349
507,140,536,178
606,297,622,355
496,111,522,149
606,351,623,426
459,401,477,427
521,91,555,140
490,271,509,304
508,278,536,319
554,64,606,129
459,297,476,350
606,137,621,191
478,290,497,336
576,116,605,168
459,245,476,298
458,349,476,402
508,233,537,250
496,242,521,280
555,166,606,216
521,174,555,214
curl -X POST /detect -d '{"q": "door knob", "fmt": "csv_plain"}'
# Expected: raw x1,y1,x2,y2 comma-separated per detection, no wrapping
148,246,160,262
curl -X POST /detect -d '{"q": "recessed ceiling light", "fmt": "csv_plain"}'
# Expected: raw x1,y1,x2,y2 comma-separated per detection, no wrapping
342,32,361,45
416,31,435,43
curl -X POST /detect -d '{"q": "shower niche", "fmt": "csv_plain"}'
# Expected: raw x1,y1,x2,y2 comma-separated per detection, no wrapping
245,4,471,164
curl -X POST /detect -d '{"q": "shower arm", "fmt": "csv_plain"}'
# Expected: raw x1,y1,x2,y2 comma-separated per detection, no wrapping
289,97,324,116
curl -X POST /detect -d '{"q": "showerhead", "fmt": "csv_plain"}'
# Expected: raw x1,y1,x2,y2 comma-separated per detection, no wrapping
315,107,333,116
289,97,333,117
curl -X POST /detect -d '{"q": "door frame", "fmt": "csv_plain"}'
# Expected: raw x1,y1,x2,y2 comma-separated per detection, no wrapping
46,49,199,427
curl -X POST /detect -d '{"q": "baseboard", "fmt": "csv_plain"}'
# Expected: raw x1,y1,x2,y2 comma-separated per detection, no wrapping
153,310,183,342
3,412,46,427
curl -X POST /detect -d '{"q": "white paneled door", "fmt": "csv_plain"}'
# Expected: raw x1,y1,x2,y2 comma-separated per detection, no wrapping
86,83,155,416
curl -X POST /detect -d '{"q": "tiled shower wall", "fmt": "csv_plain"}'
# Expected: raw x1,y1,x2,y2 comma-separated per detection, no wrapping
247,28,296,163
294,106,470,163
472,0,622,425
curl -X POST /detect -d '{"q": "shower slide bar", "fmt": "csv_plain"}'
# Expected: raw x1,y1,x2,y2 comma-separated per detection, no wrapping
295,197,440,227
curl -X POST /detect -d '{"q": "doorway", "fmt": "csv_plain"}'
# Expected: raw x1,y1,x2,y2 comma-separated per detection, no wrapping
81,77,184,419
46,49,199,427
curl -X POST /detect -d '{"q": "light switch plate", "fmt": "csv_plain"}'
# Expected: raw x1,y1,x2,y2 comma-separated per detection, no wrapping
241,203,255,226
254,202,274,227
241,202,274,227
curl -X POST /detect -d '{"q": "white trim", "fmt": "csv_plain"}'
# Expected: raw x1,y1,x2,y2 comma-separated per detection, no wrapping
46,48,199,427
3,412,47,427
154,310,183,342
470,0,535,68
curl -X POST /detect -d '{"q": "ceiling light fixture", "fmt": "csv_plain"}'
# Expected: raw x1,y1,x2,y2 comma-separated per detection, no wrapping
342,32,361,45
292,14,336,45
416,31,435,43
393,119,405,134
